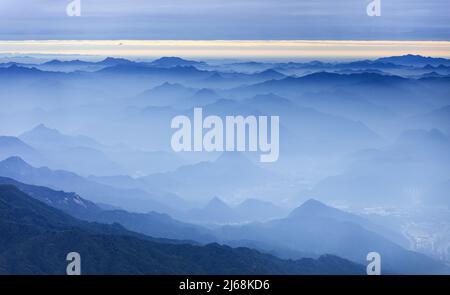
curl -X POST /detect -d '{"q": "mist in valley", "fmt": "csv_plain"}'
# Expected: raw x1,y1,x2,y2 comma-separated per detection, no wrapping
1,54,450,274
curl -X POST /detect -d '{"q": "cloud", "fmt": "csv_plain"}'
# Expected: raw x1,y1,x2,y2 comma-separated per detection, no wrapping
0,0,448,40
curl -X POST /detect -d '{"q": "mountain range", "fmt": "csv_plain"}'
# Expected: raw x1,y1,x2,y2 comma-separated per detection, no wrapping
1,54,450,274
0,176,214,243
216,199,449,275
0,156,179,214
0,184,365,275
0,159,446,274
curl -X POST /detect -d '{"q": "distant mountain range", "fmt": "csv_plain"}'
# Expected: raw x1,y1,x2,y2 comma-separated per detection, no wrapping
0,56,204,70
0,155,287,224
216,199,449,274
0,136,43,166
19,123,103,150
0,176,215,243
375,55,450,66
184,197,287,224
138,152,282,201
199,92,382,157
0,159,446,274
0,156,179,214
17,124,187,176
148,56,207,68
2,55,450,78
223,55,450,75
1,53,450,274
308,129,450,208
0,184,365,274
16,124,125,176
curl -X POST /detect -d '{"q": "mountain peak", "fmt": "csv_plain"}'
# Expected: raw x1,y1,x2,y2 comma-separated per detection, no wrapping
191,88,219,100
209,196,227,205
44,59,62,65
205,196,231,211
99,57,132,65
288,199,334,219
376,55,450,66
300,198,328,209
259,69,282,74
22,124,61,138
154,56,186,62
152,82,188,91
257,69,285,79
0,156,32,169
150,56,204,67
3,65,42,74
42,59,91,66
33,123,52,131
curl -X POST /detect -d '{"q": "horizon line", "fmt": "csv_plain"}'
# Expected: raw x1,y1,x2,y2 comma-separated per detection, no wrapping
1,40,450,60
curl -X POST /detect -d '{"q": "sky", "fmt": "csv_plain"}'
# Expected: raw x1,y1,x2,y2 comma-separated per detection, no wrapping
0,0,449,40
0,0,449,60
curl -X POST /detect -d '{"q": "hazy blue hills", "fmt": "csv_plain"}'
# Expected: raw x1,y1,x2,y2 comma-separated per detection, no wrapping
0,176,215,243
334,60,403,69
19,123,103,150
88,173,287,224
309,129,450,208
0,64,47,76
139,152,281,201
252,69,286,80
200,92,382,156
26,54,448,73
12,56,202,70
216,199,448,274
288,199,408,247
233,72,409,96
408,105,450,131
187,197,239,224
148,56,206,68
27,57,135,72
132,82,197,107
376,54,450,66
0,185,365,275
0,176,99,215
133,83,222,109
43,59,93,66
183,197,287,224
235,198,287,222
42,57,134,67
0,156,179,214
1,54,450,273
18,124,125,176
0,136,43,166
97,57,135,66
97,64,210,79
224,55,450,71
17,124,186,176
3,54,450,80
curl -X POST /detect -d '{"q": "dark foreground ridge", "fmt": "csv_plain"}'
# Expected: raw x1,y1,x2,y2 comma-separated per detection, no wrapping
0,185,364,275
